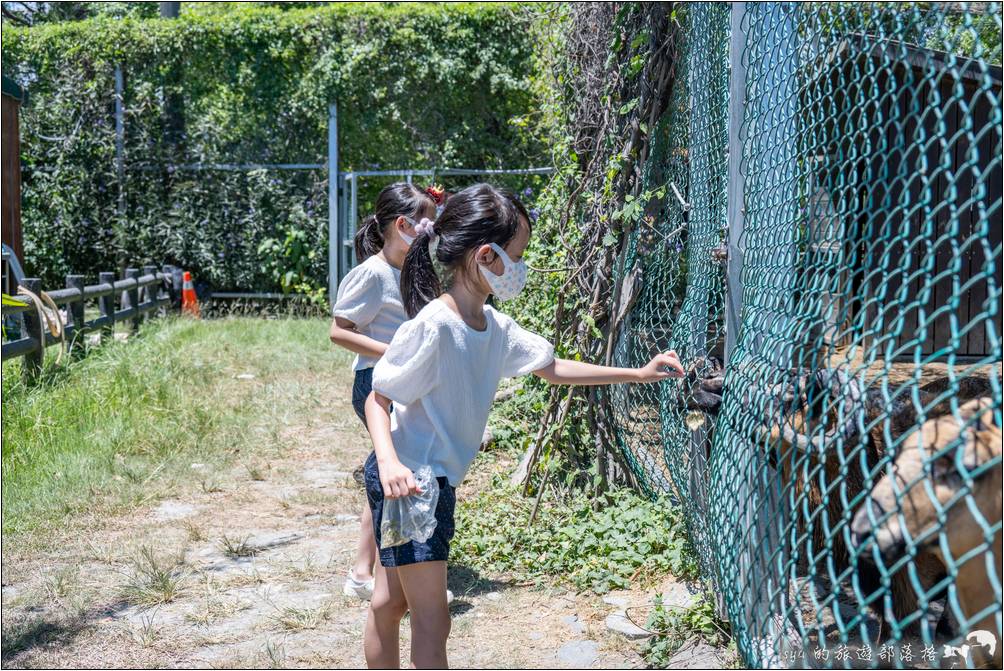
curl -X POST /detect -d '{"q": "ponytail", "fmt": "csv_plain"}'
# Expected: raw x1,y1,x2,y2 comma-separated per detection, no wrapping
401,233,443,318
354,182,436,262
399,183,531,318
355,214,384,261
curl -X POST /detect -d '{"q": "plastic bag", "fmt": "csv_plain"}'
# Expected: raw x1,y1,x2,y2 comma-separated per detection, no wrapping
379,465,440,549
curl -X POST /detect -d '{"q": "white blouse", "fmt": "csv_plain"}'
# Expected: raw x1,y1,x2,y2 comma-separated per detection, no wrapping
372,299,554,485
332,255,408,371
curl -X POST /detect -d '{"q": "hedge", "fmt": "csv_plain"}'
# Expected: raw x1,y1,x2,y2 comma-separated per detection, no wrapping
2,3,545,293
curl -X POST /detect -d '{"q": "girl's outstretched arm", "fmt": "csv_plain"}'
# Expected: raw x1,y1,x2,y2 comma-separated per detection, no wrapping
330,317,389,359
364,391,420,498
533,350,685,385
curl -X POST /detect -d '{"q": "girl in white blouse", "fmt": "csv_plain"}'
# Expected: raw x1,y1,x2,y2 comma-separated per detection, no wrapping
329,182,438,601
362,183,685,668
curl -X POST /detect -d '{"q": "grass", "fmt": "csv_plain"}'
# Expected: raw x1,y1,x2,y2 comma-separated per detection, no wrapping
268,603,333,632
186,577,252,626
120,546,189,606
218,534,257,559
1,316,347,543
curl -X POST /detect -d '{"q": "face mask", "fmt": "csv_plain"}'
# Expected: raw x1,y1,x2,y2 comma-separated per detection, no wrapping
398,217,434,247
478,242,527,301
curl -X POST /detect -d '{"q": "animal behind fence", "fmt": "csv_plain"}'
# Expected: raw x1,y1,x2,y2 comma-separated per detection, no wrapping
609,2,1002,668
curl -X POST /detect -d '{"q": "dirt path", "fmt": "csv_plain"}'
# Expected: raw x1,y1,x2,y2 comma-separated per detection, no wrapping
1,370,667,669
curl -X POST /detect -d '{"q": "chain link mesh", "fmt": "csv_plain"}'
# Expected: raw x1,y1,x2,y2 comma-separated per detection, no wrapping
610,2,1001,667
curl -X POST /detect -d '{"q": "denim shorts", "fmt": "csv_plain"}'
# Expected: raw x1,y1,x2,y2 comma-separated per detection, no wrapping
352,367,384,426
364,452,456,567
353,367,391,423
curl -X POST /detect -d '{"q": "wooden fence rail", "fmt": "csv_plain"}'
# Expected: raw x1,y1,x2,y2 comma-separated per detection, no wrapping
2,264,185,382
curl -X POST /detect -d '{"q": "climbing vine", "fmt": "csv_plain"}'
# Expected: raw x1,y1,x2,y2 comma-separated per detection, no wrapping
508,3,684,495
2,3,543,290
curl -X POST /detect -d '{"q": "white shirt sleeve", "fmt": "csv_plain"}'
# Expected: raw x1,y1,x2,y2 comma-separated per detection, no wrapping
332,264,382,328
500,314,555,378
372,318,441,404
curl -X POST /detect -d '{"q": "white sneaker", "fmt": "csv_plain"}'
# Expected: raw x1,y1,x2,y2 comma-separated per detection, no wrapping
343,571,375,600
342,571,452,605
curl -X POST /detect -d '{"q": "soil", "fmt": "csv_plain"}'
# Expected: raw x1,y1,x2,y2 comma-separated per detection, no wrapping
1,371,666,669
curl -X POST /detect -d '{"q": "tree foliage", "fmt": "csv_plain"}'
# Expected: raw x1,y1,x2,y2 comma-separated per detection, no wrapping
2,3,543,290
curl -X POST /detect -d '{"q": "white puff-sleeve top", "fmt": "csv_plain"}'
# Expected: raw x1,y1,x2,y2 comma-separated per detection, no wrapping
372,298,554,485
331,255,408,371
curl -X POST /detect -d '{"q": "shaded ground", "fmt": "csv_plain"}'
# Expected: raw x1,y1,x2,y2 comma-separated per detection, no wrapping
1,328,675,669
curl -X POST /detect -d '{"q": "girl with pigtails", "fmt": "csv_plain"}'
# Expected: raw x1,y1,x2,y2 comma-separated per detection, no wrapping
328,182,452,603
362,183,685,668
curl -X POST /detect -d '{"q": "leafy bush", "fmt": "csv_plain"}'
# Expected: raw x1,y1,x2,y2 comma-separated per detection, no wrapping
2,3,544,290
453,478,698,594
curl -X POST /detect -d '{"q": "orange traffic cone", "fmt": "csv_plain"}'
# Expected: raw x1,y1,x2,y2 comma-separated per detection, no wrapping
181,271,200,318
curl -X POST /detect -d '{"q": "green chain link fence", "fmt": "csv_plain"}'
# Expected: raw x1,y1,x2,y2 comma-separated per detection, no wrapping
611,2,1001,667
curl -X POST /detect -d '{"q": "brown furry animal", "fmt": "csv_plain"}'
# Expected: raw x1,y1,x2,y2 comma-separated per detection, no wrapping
683,360,996,626
850,397,1002,667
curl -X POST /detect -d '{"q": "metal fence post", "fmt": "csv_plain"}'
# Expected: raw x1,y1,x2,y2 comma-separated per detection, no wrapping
124,267,140,332
115,65,126,219
98,271,116,342
66,274,86,353
725,5,748,366
328,101,339,312
20,277,44,382
349,173,359,268
721,0,754,649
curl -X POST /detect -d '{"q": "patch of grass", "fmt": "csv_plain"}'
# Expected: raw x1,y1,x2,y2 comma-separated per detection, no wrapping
218,566,266,589
269,603,332,632
219,534,257,559
245,461,269,482
453,477,698,593
273,552,329,582
183,520,207,542
43,566,79,601
129,611,160,648
263,640,287,668
120,546,189,606
187,597,251,627
1,317,349,543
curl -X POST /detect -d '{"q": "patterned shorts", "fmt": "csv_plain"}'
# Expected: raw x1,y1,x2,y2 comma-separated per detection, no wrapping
364,452,456,567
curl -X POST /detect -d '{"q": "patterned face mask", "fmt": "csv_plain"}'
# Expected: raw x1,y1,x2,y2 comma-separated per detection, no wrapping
478,242,527,301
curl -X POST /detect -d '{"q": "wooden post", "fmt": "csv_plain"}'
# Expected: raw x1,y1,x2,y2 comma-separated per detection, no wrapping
66,274,86,354
142,264,158,318
98,271,116,342
124,267,141,333
20,277,43,382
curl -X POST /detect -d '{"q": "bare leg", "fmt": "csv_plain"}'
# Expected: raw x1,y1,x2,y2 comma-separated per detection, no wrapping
353,503,378,580
364,563,407,669
397,561,450,669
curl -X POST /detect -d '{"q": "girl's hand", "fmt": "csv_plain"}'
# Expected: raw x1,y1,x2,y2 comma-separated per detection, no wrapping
637,350,685,382
380,459,420,499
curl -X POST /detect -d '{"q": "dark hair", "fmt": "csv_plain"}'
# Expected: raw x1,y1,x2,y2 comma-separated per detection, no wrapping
401,183,531,318
354,182,435,261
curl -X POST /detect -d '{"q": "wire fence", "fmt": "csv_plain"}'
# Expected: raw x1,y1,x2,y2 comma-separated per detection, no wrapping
610,2,1002,667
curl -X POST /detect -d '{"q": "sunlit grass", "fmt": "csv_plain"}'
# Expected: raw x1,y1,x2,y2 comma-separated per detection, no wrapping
1,316,347,541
